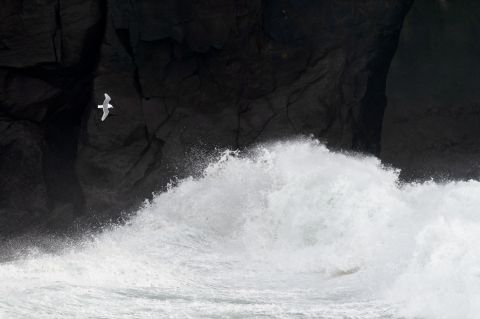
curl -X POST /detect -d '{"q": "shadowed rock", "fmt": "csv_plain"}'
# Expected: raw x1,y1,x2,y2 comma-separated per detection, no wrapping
0,0,413,235
382,0,480,180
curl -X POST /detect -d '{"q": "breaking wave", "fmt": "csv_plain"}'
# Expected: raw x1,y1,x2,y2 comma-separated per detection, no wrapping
1,139,480,318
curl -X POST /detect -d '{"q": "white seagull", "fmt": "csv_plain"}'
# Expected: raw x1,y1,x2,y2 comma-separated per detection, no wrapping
98,93,114,121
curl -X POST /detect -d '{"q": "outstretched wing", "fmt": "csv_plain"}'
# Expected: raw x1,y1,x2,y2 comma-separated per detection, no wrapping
104,93,111,103
101,109,109,121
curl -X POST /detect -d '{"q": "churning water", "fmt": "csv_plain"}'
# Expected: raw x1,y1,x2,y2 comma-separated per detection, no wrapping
1,139,480,318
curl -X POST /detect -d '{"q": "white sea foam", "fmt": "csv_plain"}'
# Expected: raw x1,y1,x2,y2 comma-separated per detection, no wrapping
0,139,479,318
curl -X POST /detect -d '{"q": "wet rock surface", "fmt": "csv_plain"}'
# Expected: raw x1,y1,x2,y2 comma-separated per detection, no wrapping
0,0,413,235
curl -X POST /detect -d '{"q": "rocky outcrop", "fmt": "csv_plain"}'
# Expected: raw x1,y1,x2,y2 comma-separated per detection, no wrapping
0,0,104,235
382,0,480,180
77,0,414,221
0,0,413,235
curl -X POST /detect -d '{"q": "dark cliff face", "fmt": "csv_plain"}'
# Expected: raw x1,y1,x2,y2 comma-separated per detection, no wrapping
0,0,413,235
382,0,480,180
0,0,105,235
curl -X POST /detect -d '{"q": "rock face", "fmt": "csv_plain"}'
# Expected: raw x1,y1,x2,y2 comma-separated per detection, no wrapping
0,0,104,235
0,0,413,235
382,0,480,180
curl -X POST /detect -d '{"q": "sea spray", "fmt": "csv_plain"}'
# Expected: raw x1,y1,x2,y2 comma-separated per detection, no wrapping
0,139,480,318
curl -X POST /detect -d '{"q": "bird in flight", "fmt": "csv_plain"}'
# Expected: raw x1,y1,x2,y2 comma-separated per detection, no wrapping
98,93,114,121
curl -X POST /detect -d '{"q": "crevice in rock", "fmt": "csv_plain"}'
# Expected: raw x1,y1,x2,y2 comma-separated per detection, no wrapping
114,28,145,98
41,0,108,233
52,0,63,64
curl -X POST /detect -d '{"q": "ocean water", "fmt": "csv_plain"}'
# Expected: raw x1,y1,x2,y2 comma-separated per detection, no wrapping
1,139,479,318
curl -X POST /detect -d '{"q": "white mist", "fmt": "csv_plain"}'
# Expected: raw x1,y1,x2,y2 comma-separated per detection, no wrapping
1,139,479,318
